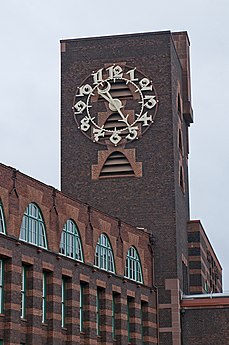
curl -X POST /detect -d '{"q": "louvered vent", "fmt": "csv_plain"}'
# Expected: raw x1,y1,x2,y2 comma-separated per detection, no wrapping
103,113,127,140
98,81,132,101
110,80,132,99
100,152,135,178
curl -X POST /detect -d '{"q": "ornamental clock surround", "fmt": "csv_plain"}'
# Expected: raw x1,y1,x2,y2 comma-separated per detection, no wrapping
72,63,158,146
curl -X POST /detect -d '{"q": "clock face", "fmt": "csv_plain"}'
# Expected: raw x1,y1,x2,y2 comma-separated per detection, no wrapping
73,64,158,146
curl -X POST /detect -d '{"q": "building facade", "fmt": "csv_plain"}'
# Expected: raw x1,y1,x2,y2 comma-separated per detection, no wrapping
0,30,228,345
0,163,157,345
61,31,192,344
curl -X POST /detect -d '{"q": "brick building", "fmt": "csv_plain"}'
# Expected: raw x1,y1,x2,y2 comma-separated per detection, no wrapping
0,163,157,345
0,30,228,345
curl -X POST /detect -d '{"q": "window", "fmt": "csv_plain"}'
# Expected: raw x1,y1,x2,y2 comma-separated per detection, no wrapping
179,165,185,192
21,266,26,319
127,297,133,343
96,288,101,336
178,129,183,154
59,219,83,261
125,246,143,283
42,272,47,323
19,203,47,248
177,93,182,116
94,234,115,273
112,292,119,339
182,261,189,294
141,301,148,344
61,278,66,328
80,283,84,332
0,202,6,234
140,302,143,344
0,260,4,314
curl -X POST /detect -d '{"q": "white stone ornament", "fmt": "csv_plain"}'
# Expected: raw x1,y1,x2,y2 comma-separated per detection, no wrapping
73,64,158,146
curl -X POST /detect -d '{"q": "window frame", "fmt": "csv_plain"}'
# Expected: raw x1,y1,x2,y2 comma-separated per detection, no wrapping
59,219,83,262
0,260,4,314
21,266,26,319
96,288,101,336
0,202,6,234
141,301,148,345
42,272,47,323
61,278,66,328
94,234,115,273
19,203,47,249
125,246,143,283
112,292,119,340
127,297,131,343
80,283,84,332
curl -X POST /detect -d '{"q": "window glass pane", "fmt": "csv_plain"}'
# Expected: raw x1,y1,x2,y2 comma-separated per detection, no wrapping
19,203,47,249
42,272,47,323
0,204,6,234
94,234,115,273
124,247,143,283
0,260,3,313
80,283,84,332
96,289,101,336
21,266,26,318
59,220,83,262
61,278,65,327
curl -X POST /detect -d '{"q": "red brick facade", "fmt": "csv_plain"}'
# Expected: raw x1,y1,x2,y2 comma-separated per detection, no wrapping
0,163,157,345
188,220,222,294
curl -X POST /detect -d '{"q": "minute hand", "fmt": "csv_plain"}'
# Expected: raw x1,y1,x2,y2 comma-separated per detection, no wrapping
97,89,129,126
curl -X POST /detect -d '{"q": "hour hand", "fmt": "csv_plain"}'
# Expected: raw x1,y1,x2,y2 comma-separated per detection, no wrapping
97,81,121,110
97,82,129,125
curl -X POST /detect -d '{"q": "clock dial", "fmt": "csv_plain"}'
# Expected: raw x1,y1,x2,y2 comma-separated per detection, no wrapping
73,64,158,146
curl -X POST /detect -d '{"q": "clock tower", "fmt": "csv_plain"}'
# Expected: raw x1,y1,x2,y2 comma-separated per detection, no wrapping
61,31,193,345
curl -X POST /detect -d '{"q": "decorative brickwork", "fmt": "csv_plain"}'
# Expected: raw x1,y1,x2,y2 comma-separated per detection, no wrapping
0,162,157,345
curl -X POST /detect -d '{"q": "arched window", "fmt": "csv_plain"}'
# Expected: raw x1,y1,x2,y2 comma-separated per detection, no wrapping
19,203,47,249
59,219,83,262
178,93,182,115
0,202,6,234
94,234,115,273
125,246,143,283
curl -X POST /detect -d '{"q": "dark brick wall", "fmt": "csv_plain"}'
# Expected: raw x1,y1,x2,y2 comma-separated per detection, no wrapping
182,307,229,345
60,31,191,296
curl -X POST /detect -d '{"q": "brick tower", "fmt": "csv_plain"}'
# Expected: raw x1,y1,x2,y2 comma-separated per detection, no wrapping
61,31,193,345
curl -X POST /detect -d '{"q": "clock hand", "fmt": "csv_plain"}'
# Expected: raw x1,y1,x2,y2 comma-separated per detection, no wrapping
97,83,130,126
113,103,130,126
97,89,113,103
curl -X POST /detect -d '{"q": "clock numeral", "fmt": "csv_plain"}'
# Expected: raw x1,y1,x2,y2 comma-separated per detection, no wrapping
93,127,105,142
126,126,138,140
136,112,153,126
106,65,123,79
109,130,122,146
80,116,91,131
77,84,93,96
74,100,87,114
92,68,103,84
143,95,157,109
126,67,138,81
139,78,153,91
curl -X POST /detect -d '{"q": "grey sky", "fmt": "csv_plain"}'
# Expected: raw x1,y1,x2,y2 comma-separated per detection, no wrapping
0,0,229,289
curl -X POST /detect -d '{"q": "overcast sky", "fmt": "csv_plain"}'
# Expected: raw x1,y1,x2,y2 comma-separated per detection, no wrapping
0,0,228,290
